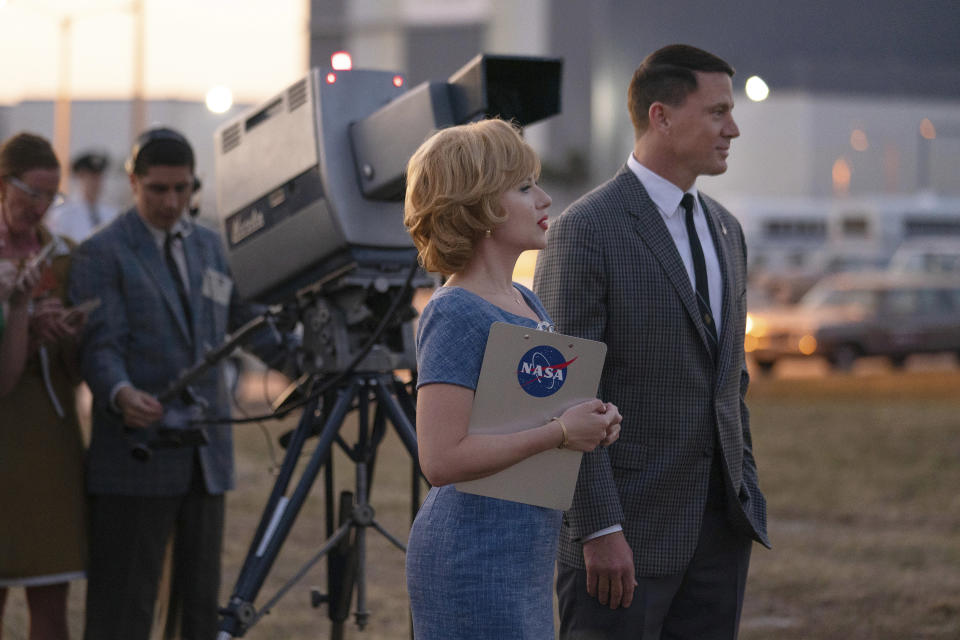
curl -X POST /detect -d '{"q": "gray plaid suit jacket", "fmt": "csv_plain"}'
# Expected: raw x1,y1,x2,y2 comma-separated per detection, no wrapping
534,166,770,577
69,208,262,497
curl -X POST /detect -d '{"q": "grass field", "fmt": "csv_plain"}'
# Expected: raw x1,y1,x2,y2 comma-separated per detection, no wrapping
3,366,959,638
740,368,960,639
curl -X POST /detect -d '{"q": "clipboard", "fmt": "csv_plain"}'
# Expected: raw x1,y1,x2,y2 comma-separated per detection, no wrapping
455,322,607,510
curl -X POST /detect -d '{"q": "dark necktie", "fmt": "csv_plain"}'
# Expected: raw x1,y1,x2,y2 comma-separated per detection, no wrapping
681,193,718,354
164,231,193,336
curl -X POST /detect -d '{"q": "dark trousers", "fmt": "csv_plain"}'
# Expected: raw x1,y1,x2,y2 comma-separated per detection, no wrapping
557,462,752,640
84,460,225,640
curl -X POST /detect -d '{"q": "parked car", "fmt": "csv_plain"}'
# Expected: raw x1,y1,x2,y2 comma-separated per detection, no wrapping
745,271,960,371
888,238,960,276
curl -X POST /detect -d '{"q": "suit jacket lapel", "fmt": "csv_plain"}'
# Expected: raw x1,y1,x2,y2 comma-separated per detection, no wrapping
617,168,715,356
120,210,193,343
183,229,205,348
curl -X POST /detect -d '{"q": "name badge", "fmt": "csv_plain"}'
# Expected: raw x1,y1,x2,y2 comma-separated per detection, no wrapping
202,268,233,306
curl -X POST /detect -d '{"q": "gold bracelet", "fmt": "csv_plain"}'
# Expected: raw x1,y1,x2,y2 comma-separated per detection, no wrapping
552,417,568,449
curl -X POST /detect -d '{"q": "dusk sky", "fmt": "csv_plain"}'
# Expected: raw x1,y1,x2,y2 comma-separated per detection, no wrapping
0,0,308,104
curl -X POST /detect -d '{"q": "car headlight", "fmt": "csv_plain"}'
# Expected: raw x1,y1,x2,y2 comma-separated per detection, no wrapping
745,313,767,337
797,334,818,355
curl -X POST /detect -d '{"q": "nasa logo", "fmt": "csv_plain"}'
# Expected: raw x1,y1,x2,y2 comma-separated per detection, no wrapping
516,345,577,398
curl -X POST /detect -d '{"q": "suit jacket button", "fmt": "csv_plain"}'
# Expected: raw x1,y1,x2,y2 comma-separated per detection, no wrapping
703,447,713,458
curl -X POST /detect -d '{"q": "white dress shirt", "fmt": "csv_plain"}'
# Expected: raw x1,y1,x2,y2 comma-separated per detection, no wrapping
627,153,723,335
143,217,193,293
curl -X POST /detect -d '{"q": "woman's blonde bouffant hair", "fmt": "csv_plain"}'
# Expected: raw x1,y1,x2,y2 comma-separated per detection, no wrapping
403,118,540,275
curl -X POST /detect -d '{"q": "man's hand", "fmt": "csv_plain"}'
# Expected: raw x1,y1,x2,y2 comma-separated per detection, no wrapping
115,386,164,429
582,530,637,609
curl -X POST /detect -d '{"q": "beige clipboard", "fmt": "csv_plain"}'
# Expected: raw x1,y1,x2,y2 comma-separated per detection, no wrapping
454,322,607,510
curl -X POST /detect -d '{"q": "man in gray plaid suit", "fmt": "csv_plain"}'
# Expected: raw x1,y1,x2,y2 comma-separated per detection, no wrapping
534,44,770,639
69,128,275,640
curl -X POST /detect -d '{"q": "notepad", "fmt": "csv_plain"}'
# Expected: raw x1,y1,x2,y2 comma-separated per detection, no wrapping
454,322,607,510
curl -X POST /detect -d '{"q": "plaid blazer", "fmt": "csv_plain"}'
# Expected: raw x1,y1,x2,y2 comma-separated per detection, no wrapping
534,166,770,577
69,209,262,497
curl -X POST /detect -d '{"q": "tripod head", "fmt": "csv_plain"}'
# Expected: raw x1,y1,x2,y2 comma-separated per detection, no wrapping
293,248,431,377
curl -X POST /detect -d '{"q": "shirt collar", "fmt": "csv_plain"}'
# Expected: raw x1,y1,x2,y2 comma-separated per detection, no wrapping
141,215,193,248
626,153,699,219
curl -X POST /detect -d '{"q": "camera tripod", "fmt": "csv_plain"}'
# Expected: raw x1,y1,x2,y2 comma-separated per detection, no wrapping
216,369,422,639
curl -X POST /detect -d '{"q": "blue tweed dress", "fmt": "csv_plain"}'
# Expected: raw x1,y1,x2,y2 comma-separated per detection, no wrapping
406,284,563,639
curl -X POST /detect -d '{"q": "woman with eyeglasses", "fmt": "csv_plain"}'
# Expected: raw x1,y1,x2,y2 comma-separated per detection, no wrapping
0,132,88,640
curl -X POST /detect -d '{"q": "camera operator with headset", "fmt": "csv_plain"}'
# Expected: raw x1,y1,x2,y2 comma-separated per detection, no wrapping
68,127,282,640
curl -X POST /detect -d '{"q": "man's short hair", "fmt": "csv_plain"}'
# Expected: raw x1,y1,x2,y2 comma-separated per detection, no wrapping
0,132,60,179
126,127,195,176
627,44,735,136
404,118,540,275
72,152,109,174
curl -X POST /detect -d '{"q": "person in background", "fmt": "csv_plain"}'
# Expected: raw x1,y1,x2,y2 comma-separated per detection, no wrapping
534,44,770,639
0,132,88,640
46,151,119,243
403,118,622,639
0,261,41,396
68,127,279,640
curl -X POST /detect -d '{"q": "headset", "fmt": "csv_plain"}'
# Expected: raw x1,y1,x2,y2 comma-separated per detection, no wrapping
126,126,203,214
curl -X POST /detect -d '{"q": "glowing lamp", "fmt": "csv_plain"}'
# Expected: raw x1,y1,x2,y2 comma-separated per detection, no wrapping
205,85,233,114
798,335,817,355
745,76,770,102
330,51,352,71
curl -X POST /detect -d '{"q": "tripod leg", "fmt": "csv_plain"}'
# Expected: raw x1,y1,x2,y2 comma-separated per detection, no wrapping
218,394,321,636
218,378,363,637
372,374,427,520
381,375,422,640
326,491,357,640
389,376,428,522
353,381,374,630
371,374,419,460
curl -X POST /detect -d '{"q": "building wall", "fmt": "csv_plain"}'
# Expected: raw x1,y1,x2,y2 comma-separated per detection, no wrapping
8,0,957,227
711,92,960,201
543,0,960,200
309,0,349,69
0,99,249,228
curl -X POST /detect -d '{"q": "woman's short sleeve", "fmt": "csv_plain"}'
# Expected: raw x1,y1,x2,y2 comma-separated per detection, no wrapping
415,294,490,391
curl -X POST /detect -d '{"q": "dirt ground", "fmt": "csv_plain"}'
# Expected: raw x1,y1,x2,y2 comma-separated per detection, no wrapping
3,363,959,639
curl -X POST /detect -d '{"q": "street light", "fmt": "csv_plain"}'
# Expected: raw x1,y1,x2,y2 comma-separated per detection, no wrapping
205,85,233,114
745,75,770,102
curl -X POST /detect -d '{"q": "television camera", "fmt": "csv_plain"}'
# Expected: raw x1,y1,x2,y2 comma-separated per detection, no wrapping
157,53,563,638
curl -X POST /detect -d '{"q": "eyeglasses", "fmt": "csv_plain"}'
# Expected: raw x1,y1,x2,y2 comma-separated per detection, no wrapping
5,175,65,208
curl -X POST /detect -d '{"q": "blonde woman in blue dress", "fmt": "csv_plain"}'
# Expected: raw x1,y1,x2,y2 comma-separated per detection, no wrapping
403,118,623,639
